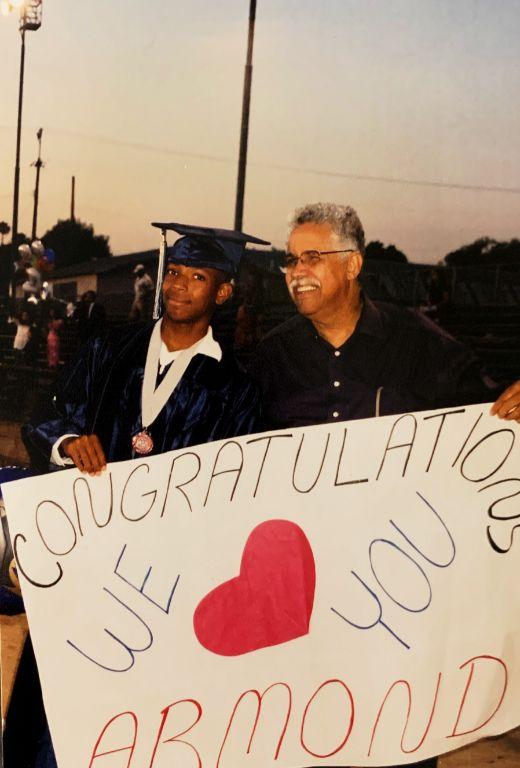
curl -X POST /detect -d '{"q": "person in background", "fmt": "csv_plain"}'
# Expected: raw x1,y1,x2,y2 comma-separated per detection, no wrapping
74,290,106,345
46,307,63,369
129,262,154,320
234,265,265,352
9,309,33,363
65,296,76,319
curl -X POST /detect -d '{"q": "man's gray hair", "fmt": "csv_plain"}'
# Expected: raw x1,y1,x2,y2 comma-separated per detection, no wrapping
289,203,365,255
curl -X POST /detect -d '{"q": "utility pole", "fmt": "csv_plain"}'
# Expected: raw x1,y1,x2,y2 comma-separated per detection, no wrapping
7,0,43,297
12,26,26,254
31,127,44,240
70,175,76,221
234,0,257,232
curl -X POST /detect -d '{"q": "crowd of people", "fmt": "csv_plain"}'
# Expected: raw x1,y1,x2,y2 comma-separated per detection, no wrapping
1,291,107,371
0,249,160,376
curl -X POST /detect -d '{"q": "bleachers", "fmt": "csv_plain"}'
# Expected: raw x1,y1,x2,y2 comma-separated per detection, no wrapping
0,320,79,424
442,305,520,382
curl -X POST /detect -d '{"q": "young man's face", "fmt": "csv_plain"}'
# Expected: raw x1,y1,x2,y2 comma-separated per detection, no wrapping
161,262,232,324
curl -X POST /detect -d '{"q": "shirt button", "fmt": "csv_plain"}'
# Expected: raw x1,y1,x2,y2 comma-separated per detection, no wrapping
333,411,339,418
333,380,340,387
334,350,340,357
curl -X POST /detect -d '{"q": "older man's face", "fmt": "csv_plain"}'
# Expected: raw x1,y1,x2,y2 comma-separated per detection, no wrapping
285,222,359,322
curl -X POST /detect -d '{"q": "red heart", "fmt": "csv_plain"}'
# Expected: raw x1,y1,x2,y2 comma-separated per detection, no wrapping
193,519,315,656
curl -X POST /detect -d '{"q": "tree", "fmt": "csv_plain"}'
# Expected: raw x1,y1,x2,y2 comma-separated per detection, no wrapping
444,237,496,266
491,239,520,265
0,221,10,246
364,240,408,263
42,219,111,269
444,237,520,267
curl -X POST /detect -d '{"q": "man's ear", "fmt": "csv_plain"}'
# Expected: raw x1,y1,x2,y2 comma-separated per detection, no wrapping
346,253,363,280
215,281,234,306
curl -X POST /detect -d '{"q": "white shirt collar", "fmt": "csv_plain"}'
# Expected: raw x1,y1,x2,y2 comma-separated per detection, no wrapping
158,323,222,373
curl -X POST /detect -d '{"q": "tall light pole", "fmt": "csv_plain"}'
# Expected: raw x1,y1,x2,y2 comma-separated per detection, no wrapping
31,126,44,240
234,0,257,232
1,0,43,293
11,15,26,255
70,175,76,221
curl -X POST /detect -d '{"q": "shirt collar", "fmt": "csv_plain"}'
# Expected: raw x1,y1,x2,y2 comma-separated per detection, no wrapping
302,294,385,347
354,295,385,338
158,323,222,371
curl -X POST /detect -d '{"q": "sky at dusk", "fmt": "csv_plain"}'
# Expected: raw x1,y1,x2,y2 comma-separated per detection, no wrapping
1,0,520,263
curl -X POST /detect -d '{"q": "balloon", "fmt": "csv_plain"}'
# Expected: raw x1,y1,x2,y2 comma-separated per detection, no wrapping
17,243,31,259
31,240,45,257
37,257,50,272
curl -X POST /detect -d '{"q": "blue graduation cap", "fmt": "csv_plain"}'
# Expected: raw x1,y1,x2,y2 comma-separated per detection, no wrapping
151,222,270,278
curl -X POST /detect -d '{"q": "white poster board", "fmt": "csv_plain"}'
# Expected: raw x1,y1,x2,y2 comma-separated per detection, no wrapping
3,403,520,767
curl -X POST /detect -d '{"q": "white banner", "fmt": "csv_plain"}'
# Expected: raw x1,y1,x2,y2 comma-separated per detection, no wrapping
3,403,520,767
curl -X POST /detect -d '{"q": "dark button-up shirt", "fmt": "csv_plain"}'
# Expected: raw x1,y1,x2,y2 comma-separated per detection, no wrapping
250,298,500,430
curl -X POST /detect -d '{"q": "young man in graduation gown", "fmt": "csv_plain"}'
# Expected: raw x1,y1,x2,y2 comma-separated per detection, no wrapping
23,223,268,474
6,224,267,768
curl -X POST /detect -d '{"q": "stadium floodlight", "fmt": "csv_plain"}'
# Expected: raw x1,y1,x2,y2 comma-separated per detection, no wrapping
20,0,42,31
1,0,43,294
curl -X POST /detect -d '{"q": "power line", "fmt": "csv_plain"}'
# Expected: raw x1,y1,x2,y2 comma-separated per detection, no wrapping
2,123,520,196
260,162,520,196
43,126,231,165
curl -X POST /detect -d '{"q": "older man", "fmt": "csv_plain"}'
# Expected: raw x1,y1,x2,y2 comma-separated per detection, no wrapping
251,202,519,429
250,202,519,768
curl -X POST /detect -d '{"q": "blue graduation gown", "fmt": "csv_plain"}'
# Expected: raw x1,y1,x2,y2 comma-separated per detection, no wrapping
23,323,260,470
14,326,260,768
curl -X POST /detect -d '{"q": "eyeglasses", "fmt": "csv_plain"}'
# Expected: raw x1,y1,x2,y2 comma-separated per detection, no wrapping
281,249,357,273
